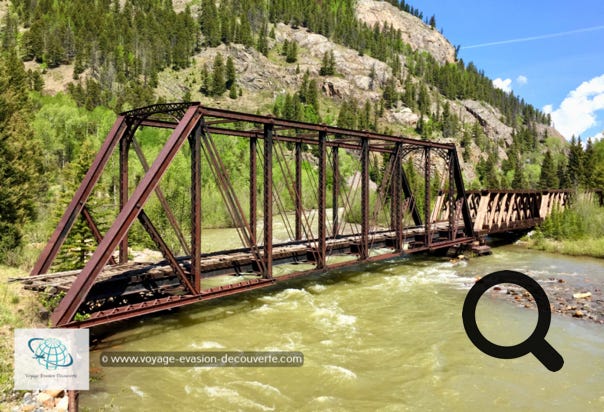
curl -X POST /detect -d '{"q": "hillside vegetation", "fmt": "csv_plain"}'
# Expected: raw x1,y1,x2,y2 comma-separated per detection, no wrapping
1,0,603,269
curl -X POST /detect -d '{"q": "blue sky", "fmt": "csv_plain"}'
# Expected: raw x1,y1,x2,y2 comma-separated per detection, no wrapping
409,0,604,140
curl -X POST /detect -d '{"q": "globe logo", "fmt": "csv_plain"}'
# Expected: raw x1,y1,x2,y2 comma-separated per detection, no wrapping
27,337,74,370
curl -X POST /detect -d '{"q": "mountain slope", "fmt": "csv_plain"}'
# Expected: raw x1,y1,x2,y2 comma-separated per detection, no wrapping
355,0,456,65
6,0,567,188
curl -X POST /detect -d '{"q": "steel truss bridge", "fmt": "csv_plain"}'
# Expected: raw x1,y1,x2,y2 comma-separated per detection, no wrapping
24,103,576,328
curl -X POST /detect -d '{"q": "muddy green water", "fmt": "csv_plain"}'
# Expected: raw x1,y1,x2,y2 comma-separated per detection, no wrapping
82,245,604,411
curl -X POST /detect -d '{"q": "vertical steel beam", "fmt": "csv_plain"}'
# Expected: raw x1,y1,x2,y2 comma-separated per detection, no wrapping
332,147,339,237
250,137,257,244
295,141,303,241
451,148,474,236
424,147,431,246
360,137,370,260
119,134,130,264
448,151,456,240
317,131,327,268
263,124,273,279
391,145,403,251
190,125,202,292
50,105,202,326
31,116,129,276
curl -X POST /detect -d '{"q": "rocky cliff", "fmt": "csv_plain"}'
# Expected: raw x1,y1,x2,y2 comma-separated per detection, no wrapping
355,0,457,65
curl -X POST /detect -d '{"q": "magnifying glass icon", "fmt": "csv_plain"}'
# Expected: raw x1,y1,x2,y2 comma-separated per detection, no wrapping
462,270,564,372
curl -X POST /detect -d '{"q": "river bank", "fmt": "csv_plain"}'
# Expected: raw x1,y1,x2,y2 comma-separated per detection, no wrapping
523,236,604,259
496,237,604,324
521,195,604,259
477,262,604,325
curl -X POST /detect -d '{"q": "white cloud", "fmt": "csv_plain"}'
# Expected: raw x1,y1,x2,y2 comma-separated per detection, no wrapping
493,78,512,93
545,74,604,139
516,75,528,85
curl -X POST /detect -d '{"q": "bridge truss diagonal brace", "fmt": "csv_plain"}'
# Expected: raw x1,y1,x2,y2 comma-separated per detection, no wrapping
51,105,203,327
30,115,130,276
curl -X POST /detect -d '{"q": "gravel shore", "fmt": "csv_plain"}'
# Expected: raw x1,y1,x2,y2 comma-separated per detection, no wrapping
484,272,604,324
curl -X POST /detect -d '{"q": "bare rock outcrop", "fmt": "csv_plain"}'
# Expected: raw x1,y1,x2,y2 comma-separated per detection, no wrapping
384,106,419,126
461,99,514,149
275,23,391,92
355,0,456,65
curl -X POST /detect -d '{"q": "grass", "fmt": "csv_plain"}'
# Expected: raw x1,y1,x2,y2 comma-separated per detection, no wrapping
0,265,46,407
526,194,604,258
526,237,604,258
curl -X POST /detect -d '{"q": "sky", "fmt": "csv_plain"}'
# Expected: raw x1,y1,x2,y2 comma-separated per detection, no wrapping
409,0,604,141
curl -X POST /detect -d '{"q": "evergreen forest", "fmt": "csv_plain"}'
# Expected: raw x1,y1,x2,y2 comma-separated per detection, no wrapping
1,0,603,268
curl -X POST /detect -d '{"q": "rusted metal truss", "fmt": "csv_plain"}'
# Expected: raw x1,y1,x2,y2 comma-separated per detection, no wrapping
29,103,573,328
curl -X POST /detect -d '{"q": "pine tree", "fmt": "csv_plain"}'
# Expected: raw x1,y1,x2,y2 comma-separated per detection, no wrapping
402,76,416,109
281,39,289,56
567,136,584,187
0,52,43,261
583,138,595,187
319,50,336,75
239,13,253,47
225,56,236,90
369,64,376,90
229,82,238,99
307,79,319,111
256,23,269,56
418,84,431,115
282,93,302,120
538,150,558,189
483,153,500,189
54,140,104,270
512,156,526,189
298,70,309,102
383,76,398,109
220,9,231,44
286,40,298,63
359,101,372,131
441,101,459,139
200,0,221,47
211,53,226,96
199,63,211,96
557,159,571,189
337,99,358,130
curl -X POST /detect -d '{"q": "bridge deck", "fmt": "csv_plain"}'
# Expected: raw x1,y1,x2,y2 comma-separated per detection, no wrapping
23,222,470,299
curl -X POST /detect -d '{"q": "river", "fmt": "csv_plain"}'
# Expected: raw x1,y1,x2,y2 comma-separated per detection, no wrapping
82,245,604,411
